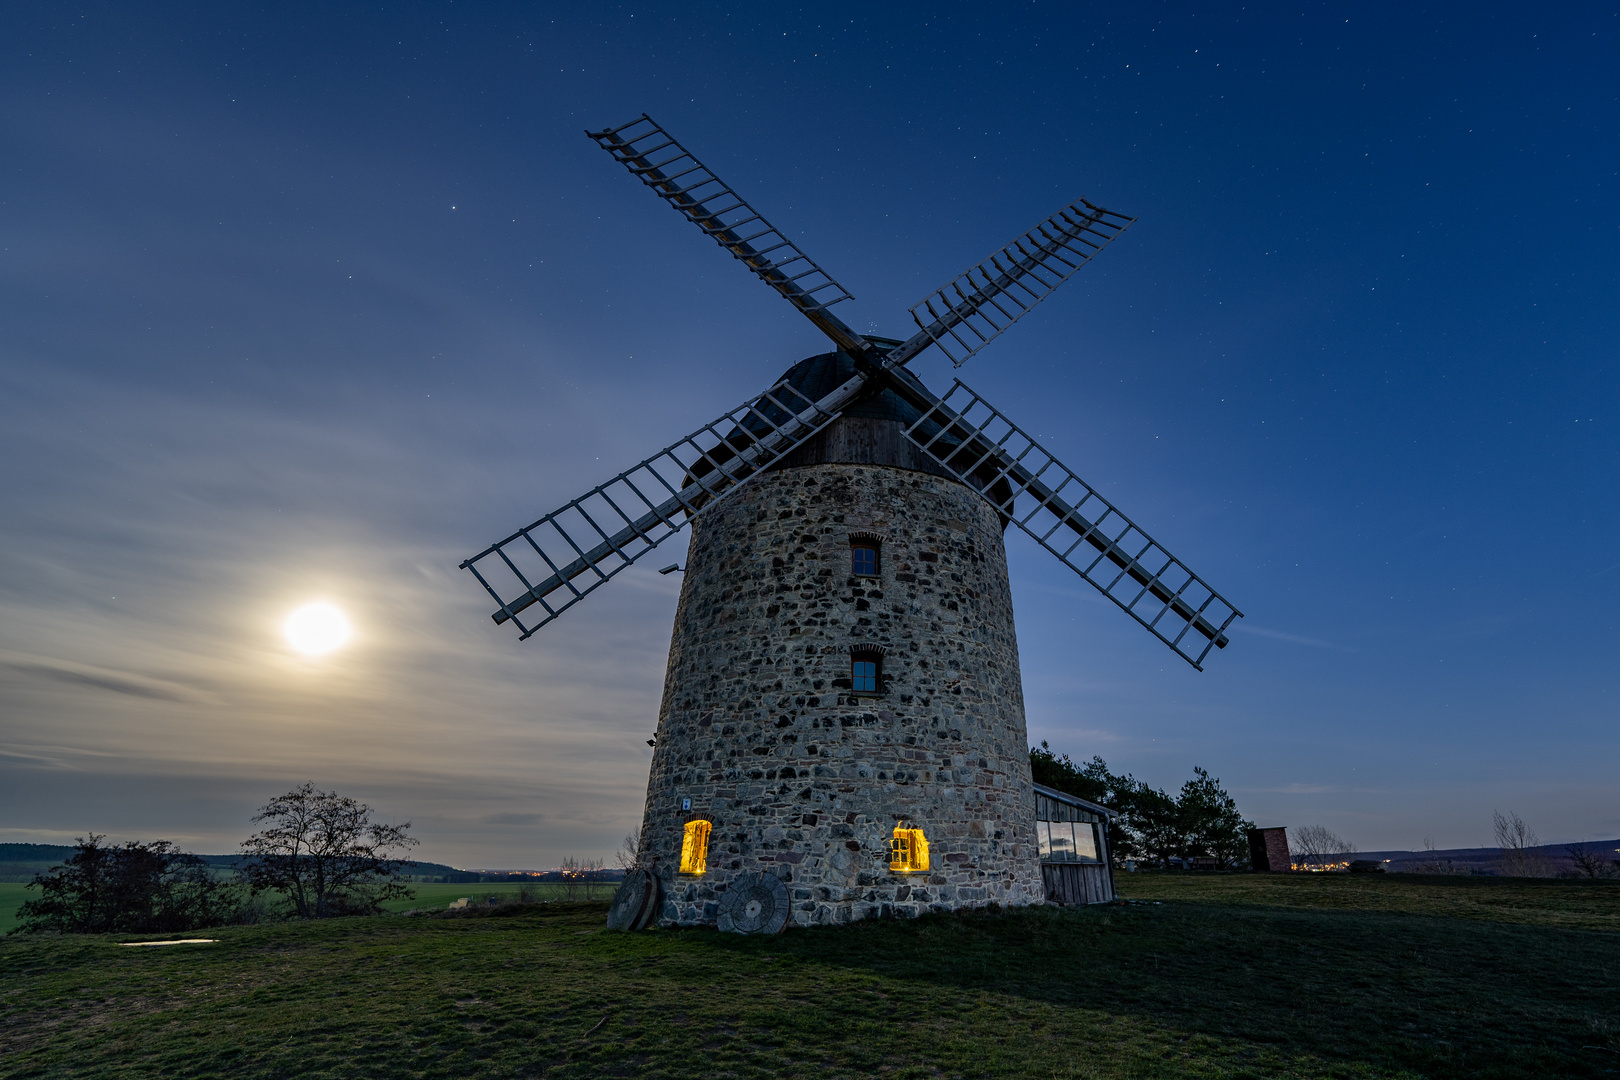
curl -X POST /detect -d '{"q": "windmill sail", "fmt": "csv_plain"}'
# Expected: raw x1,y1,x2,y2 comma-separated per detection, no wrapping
588,114,869,356
461,370,874,638
901,379,1241,669
885,200,1134,370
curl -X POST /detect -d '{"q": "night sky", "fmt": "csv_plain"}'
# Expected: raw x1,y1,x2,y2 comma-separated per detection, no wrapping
2,3,1615,868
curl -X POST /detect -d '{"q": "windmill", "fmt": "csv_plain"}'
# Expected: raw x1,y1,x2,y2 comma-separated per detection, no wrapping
461,115,1242,931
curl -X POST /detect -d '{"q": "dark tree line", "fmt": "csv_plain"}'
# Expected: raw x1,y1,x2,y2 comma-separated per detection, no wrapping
10,785,417,935
1030,743,1253,869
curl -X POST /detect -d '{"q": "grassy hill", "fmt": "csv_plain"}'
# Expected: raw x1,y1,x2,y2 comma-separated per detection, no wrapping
2,872,1616,1078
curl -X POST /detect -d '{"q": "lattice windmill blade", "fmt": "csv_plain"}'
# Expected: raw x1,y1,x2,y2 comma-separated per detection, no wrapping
460,368,876,638
588,114,871,356
900,379,1242,670
883,200,1135,370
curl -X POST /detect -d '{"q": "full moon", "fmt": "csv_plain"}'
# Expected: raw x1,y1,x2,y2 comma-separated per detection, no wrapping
284,603,352,655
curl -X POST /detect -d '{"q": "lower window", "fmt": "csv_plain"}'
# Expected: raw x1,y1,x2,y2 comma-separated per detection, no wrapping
889,826,930,872
680,819,711,874
851,650,883,694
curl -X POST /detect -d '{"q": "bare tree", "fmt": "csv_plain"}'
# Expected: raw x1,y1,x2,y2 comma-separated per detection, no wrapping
240,784,418,918
1493,810,1554,878
584,858,608,900
557,856,578,901
615,827,642,873
1290,824,1354,870
1566,842,1620,879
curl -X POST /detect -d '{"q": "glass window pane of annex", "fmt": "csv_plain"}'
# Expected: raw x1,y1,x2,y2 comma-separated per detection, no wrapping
1047,821,1076,861
1074,822,1100,862
1036,819,1103,863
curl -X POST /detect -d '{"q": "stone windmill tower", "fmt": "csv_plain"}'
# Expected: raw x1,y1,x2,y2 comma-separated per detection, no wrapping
461,115,1241,932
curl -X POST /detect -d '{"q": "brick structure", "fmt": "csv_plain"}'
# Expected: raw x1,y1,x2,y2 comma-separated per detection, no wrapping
1247,827,1290,872
637,353,1046,927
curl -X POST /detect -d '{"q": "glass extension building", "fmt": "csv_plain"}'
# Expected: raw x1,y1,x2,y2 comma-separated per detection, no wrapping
1033,783,1117,905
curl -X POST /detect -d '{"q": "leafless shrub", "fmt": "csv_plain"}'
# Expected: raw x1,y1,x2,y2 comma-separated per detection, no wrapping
558,856,607,901
615,828,642,873
1493,810,1555,878
558,857,581,901
1290,824,1354,870
1566,842,1620,879
1406,837,1470,875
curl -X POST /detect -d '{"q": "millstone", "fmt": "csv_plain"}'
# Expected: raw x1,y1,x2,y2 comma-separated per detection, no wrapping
605,869,662,931
716,871,789,935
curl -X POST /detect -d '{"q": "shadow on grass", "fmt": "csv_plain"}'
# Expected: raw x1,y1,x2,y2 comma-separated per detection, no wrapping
676,885,1620,1080
3,886,1617,1080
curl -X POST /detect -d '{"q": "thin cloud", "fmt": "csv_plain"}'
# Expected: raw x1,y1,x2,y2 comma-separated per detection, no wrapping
0,653,221,704
1231,624,1354,651
478,812,546,827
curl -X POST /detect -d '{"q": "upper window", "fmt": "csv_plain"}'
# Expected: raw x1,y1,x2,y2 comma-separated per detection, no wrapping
679,819,711,874
850,538,880,577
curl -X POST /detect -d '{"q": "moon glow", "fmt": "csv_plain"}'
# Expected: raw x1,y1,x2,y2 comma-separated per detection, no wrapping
284,603,352,655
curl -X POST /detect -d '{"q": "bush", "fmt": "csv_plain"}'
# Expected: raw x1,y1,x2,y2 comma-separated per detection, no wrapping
10,834,244,935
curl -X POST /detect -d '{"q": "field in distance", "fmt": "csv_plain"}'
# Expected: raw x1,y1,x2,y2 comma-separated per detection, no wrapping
0,881,614,935
383,882,614,912
2,873,1617,1079
0,883,28,935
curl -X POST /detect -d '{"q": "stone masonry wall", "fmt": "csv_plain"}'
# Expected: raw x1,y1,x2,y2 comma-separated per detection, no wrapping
639,461,1045,927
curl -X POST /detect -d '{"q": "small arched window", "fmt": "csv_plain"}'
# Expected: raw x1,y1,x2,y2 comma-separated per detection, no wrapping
679,820,711,875
850,646,883,695
850,536,881,578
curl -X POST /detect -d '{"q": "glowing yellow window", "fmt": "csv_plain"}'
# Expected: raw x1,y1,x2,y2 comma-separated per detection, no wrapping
889,826,930,872
679,819,711,874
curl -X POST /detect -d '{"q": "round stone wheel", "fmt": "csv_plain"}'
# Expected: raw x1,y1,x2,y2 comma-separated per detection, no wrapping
605,869,661,931
716,872,790,935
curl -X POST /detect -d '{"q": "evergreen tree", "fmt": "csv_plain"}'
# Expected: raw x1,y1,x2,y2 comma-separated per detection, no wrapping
1029,746,1255,868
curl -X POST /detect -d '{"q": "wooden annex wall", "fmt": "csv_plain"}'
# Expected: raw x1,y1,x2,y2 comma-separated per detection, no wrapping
1032,783,1116,905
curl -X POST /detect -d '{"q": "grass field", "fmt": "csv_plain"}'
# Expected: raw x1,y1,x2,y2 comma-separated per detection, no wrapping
1,873,1617,1078
0,883,29,935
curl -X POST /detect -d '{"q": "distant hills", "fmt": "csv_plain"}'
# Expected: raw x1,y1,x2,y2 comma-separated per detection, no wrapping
1335,840,1620,875
18,839,1610,881
0,843,583,884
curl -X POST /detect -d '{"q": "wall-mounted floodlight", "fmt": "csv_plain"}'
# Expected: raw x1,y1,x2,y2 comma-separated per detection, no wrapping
658,564,683,575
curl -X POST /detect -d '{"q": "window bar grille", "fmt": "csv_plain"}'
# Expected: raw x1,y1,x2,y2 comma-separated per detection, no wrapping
901,380,1241,669
884,200,1135,370
588,114,868,355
